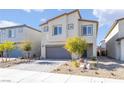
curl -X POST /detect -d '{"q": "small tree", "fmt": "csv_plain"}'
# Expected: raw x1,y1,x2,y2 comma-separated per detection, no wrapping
20,41,32,60
0,44,4,62
0,41,15,62
64,37,87,59
4,41,16,61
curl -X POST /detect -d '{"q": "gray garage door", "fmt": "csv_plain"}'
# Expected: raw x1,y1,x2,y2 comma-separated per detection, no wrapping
46,46,71,59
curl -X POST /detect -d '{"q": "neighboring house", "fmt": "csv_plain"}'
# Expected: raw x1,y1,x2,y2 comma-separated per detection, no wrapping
40,10,98,59
0,24,41,58
105,18,124,61
97,40,106,56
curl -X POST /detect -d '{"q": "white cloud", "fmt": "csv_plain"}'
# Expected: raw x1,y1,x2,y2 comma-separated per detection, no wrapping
23,9,31,13
57,9,63,11
40,18,47,23
0,20,20,28
93,9,124,27
23,9,44,13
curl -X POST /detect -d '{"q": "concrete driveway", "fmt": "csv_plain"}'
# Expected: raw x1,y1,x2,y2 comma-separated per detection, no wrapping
8,60,68,72
98,57,124,71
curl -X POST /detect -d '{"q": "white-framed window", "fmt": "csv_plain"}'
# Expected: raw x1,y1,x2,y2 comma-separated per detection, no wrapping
81,25,93,36
67,24,74,30
53,25,62,35
8,29,16,38
44,26,48,32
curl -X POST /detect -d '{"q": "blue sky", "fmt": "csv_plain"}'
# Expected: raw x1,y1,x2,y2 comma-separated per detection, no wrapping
0,9,123,45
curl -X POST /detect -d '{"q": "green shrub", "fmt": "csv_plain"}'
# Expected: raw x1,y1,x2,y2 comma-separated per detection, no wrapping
93,63,97,67
71,60,80,68
64,37,87,58
91,57,97,61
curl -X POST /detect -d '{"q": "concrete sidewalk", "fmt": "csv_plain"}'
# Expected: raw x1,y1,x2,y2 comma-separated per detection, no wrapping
0,68,123,83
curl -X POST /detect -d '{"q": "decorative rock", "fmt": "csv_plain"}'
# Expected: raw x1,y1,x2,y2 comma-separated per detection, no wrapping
86,63,90,70
80,64,85,68
78,58,84,63
64,63,69,66
81,70,84,73
56,68,60,71
111,73,116,76
95,72,99,75
68,69,72,72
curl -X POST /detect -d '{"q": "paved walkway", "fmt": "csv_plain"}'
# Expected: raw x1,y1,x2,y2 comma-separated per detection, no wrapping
0,68,123,83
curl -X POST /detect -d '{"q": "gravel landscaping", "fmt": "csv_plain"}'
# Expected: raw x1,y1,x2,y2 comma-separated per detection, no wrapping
51,57,124,80
0,58,32,68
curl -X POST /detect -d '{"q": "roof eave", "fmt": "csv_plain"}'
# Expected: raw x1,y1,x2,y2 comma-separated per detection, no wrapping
40,9,81,26
105,17,124,39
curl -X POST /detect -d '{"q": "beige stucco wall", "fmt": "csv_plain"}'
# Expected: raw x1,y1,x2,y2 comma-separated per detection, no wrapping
0,26,41,57
120,39,124,61
0,27,26,43
87,44,93,57
105,23,119,59
79,21,97,57
24,27,41,57
41,11,80,43
40,11,97,59
105,20,124,61
67,11,80,37
119,20,124,61
118,20,124,37
41,11,80,58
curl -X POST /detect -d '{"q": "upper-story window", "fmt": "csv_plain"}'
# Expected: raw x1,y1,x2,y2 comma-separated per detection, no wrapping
67,24,74,30
8,29,16,38
81,25,93,36
44,26,48,32
53,25,62,35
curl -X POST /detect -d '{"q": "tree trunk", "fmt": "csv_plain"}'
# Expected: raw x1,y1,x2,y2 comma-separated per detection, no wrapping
28,51,30,62
0,52,4,62
5,50,8,62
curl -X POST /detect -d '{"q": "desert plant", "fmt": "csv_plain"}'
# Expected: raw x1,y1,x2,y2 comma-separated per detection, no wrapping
0,41,15,62
4,41,16,56
64,37,87,59
20,41,32,61
0,44,4,62
93,63,97,67
71,60,80,68
91,57,97,61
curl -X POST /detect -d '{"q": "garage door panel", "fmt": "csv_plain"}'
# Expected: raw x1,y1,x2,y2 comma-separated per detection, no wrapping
46,46,71,59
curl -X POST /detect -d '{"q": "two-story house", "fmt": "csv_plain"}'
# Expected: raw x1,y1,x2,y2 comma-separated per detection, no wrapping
105,18,124,61
40,10,98,59
0,24,41,58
